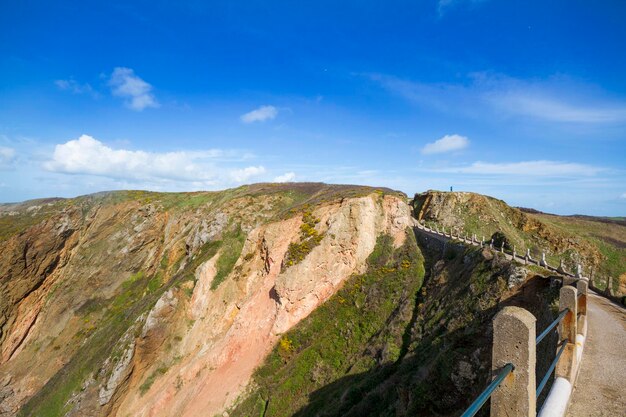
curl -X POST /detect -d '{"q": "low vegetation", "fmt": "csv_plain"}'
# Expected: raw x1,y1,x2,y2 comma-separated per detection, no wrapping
231,232,560,417
211,225,247,289
530,213,626,292
230,231,425,416
282,208,325,270
19,270,164,417
18,224,246,416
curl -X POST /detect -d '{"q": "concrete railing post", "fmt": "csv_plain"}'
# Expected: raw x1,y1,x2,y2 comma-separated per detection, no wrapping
576,280,588,338
524,248,530,265
491,307,537,417
606,276,613,296
556,286,578,382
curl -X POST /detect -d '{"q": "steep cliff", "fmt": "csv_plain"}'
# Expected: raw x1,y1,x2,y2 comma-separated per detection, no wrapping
0,184,411,417
227,229,559,417
1,185,567,417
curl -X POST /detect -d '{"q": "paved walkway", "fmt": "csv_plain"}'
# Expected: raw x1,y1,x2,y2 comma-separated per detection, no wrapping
414,222,626,415
567,292,626,416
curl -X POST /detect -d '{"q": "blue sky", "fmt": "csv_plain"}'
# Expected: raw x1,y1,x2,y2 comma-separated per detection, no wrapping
1,0,625,215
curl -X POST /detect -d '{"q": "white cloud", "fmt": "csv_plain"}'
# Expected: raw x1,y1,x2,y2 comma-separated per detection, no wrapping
44,135,266,187
274,172,296,183
620,193,626,199
422,134,469,155
230,166,266,182
240,105,278,123
108,67,159,111
0,147,16,170
442,160,601,177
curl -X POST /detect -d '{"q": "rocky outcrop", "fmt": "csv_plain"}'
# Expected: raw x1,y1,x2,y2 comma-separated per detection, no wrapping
412,190,605,272
113,193,412,417
272,195,410,334
0,184,409,417
0,208,80,363
507,265,529,288
0,374,17,417
142,289,179,338
99,341,135,406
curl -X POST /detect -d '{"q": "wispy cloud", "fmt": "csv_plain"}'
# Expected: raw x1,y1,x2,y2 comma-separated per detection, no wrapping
55,78,99,98
0,147,16,170
437,0,457,15
439,160,602,177
108,67,159,111
479,74,626,123
369,73,626,124
240,105,278,123
438,0,487,16
486,93,626,123
422,134,469,155
274,172,296,182
44,135,265,186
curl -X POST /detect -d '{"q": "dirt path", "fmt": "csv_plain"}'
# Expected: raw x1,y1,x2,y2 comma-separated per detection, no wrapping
567,292,626,416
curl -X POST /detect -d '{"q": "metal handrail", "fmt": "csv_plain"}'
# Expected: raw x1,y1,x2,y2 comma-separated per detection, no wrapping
460,363,515,417
536,309,569,345
536,339,569,397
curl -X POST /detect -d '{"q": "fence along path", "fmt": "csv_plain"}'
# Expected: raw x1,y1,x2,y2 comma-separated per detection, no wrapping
566,292,626,416
414,220,586,280
413,219,625,416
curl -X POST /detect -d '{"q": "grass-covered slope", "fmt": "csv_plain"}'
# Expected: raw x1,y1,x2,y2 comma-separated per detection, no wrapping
230,231,425,417
412,190,626,294
526,212,626,294
230,230,559,417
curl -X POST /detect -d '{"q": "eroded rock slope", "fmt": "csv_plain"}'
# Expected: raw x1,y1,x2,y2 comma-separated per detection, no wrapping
0,183,410,417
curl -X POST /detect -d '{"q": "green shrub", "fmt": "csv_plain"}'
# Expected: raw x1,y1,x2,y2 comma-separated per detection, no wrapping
139,365,170,395
282,209,325,270
211,225,246,290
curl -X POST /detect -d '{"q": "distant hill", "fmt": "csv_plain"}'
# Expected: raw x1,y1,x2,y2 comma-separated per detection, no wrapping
413,190,626,294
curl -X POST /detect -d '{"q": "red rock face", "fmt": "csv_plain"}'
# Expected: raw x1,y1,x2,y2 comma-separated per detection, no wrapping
0,185,410,417
115,195,412,417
